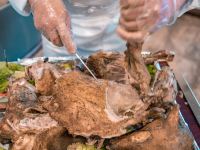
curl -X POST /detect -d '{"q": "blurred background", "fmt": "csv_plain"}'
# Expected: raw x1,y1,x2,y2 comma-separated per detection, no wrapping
143,13,200,106
0,0,199,103
0,0,41,62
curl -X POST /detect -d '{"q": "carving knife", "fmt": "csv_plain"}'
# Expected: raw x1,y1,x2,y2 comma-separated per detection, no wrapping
75,53,97,80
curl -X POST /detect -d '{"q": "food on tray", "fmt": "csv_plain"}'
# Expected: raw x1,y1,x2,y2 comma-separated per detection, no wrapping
0,63,25,93
0,47,193,150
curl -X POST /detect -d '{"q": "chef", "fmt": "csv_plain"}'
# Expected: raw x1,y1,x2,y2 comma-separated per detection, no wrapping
8,0,200,57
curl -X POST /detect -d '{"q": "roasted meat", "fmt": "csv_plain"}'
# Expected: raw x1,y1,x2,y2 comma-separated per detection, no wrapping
144,50,175,65
0,48,193,150
0,79,65,150
110,106,193,150
87,43,151,95
27,61,62,95
10,127,82,150
45,71,149,138
87,48,175,97
86,51,128,84
125,43,151,95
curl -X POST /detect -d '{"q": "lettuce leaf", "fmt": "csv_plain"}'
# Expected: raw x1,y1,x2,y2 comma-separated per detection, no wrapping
0,62,25,93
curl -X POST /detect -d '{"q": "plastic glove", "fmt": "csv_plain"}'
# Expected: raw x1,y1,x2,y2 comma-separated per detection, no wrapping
29,0,76,53
118,0,193,44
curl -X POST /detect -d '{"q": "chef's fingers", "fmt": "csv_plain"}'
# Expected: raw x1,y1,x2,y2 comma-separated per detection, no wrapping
47,29,63,47
120,15,159,32
40,29,51,42
120,0,145,9
129,0,145,8
119,17,145,31
117,26,148,43
120,0,129,9
121,6,144,21
57,22,76,54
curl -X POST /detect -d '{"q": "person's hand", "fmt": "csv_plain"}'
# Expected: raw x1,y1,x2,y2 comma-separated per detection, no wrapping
29,0,76,53
118,0,189,44
118,0,163,44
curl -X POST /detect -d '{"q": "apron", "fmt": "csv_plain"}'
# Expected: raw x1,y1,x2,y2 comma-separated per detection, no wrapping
43,0,126,57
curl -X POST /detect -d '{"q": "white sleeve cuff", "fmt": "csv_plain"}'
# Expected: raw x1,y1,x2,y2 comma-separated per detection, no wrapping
190,0,200,9
8,0,31,16
177,0,200,17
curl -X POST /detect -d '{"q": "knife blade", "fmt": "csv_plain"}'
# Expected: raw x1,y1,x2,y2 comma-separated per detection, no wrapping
75,53,97,80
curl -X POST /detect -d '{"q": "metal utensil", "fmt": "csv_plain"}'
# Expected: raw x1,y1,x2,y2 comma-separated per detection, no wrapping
75,53,97,80
3,49,8,67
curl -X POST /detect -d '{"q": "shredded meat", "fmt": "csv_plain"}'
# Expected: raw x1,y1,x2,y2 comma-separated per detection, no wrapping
125,43,151,95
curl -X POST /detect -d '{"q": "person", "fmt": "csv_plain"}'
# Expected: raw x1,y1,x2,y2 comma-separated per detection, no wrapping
8,0,200,57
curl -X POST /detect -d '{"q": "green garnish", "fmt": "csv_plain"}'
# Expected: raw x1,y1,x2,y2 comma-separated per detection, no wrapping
68,143,96,150
147,64,157,77
76,144,96,150
6,63,24,72
0,147,5,150
0,80,9,93
63,63,73,69
0,62,25,93
13,71,26,79
28,79,35,86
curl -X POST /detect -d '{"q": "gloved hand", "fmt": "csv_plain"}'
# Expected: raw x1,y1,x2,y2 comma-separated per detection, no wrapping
29,0,76,53
118,0,189,44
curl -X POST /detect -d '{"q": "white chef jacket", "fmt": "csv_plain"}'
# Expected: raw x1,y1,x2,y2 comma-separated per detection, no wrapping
8,0,127,57
8,0,200,57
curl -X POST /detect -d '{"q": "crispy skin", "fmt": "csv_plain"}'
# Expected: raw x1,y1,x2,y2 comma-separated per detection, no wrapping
152,67,178,104
7,79,37,112
28,61,62,95
32,127,82,150
86,51,130,84
87,45,151,96
87,49,175,100
45,71,148,138
125,43,151,95
10,134,36,150
0,79,38,139
110,106,193,150
11,127,80,150
144,50,175,65
0,79,61,150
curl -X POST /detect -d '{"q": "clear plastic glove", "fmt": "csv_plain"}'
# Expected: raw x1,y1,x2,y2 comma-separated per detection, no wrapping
29,0,76,53
118,0,192,44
